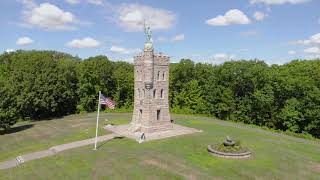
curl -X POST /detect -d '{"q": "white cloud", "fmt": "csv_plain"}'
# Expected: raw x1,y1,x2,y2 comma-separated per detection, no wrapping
288,50,296,55
66,37,100,48
206,9,251,26
294,33,320,45
241,30,259,36
16,37,34,45
238,48,250,52
253,11,266,21
87,0,104,5
304,47,320,54
157,34,185,43
5,49,15,53
212,53,236,64
157,37,168,42
66,0,104,5
110,45,141,54
115,4,176,31
250,0,310,5
172,34,185,42
306,54,320,59
66,0,80,4
23,2,76,30
21,0,37,8
309,33,320,44
294,40,311,45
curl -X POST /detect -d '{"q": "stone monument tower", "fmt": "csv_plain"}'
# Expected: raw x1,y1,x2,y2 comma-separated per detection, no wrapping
130,24,172,133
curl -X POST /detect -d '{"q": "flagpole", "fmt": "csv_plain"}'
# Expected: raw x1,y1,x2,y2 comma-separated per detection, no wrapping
94,91,101,150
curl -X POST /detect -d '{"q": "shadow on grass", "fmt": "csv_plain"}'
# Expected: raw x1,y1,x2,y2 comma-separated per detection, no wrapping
97,136,125,149
0,124,34,135
31,115,65,122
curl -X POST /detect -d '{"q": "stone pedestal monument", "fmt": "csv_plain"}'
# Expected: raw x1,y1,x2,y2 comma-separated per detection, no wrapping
130,23,172,133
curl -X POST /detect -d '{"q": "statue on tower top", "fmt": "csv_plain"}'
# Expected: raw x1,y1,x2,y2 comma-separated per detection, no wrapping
143,21,153,48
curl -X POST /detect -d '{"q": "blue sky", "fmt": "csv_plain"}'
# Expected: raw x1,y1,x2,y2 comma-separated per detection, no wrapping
1,0,320,64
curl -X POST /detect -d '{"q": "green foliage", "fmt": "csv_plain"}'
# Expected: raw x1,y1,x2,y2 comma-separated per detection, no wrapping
172,80,206,114
1,50,320,138
112,61,134,109
278,98,303,132
205,85,235,120
0,82,18,130
0,51,135,129
251,85,274,126
76,56,114,112
0,51,79,120
170,59,320,138
213,140,247,153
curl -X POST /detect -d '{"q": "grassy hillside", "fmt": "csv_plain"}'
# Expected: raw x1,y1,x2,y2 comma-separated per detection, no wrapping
0,113,319,179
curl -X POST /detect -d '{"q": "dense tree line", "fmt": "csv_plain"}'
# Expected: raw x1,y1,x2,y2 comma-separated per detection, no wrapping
0,50,320,138
0,50,133,130
170,59,320,138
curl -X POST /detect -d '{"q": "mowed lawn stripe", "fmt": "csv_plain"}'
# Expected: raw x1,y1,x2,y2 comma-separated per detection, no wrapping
0,113,112,162
0,113,319,179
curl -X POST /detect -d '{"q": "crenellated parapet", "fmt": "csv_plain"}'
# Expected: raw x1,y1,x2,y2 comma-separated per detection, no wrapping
154,53,170,66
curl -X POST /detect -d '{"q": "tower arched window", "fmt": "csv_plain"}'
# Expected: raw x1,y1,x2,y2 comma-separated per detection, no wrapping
136,70,139,80
160,89,164,99
162,71,165,81
157,71,160,80
153,89,157,99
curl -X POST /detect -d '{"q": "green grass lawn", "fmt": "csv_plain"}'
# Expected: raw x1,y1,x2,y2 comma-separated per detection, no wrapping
0,113,319,179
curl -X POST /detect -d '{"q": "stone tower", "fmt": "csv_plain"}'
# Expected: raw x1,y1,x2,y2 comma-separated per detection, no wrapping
130,26,172,133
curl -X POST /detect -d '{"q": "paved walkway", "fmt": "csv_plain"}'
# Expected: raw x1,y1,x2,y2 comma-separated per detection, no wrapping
105,124,202,142
0,134,117,170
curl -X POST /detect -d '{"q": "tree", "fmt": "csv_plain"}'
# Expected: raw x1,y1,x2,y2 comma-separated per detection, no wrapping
179,80,206,113
170,59,196,108
278,98,303,133
1,50,320,138
0,50,79,119
76,56,114,112
303,87,320,137
206,85,235,120
112,62,134,108
0,80,18,130
251,85,275,127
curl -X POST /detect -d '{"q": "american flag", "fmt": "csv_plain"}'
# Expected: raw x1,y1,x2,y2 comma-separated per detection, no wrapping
100,93,115,109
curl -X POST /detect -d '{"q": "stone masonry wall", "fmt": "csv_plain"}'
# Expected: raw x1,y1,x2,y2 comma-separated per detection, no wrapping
131,48,172,133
